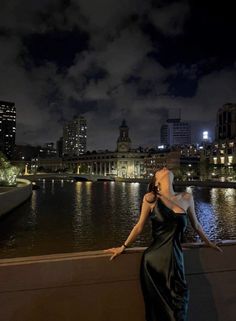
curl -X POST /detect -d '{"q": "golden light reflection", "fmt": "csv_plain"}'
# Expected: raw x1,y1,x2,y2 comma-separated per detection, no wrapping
29,190,37,228
42,178,46,194
75,182,82,207
51,179,54,194
109,181,116,209
72,182,84,246
128,182,141,224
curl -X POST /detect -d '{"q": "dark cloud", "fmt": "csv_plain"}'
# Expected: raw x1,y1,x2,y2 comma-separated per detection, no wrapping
149,1,190,36
0,0,236,150
23,28,89,69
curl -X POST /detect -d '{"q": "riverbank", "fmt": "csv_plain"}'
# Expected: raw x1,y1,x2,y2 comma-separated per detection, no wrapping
0,179,32,218
20,173,236,188
116,177,236,188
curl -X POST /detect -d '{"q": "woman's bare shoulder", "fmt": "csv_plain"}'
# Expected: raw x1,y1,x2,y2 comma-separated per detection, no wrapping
144,192,156,203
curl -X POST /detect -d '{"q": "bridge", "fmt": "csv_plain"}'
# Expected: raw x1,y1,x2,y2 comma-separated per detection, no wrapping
21,173,115,182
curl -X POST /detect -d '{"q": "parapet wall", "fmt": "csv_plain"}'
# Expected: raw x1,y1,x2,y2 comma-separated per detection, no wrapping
0,241,235,321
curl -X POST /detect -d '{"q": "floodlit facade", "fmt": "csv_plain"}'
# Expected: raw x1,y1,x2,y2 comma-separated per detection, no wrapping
77,120,148,178
210,140,236,165
77,120,180,178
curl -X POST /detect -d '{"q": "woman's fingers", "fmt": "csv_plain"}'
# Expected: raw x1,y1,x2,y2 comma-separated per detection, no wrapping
110,254,116,261
103,247,122,261
211,243,223,252
213,243,223,252
103,248,114,253
103,248,116,260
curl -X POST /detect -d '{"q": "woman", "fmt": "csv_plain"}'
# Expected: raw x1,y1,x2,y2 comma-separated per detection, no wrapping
103,166,223,321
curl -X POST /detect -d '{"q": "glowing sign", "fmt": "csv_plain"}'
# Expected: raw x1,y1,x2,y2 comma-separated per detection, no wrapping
203,131,208,140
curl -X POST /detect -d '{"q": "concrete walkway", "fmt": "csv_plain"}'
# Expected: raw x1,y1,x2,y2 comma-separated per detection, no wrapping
0,241,235,321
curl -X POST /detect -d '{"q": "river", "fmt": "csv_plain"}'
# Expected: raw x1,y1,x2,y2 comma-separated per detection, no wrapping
0,179,235,258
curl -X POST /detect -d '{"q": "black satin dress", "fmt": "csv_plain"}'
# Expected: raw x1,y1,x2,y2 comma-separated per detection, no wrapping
140,197,189,321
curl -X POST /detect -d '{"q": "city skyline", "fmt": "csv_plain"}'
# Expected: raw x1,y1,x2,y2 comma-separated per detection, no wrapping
0,1,236,150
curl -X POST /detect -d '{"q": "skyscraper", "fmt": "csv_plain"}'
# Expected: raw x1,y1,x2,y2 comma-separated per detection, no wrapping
62,116,87,158
160,109,191,146
0,100,16,159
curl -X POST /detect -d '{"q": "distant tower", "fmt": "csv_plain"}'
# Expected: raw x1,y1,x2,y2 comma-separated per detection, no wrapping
63,116,87,158
117,120,131,152
216,103,236,140
0,100,16,160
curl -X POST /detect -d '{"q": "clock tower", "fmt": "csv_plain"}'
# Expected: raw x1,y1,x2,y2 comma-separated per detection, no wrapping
117,119,131,152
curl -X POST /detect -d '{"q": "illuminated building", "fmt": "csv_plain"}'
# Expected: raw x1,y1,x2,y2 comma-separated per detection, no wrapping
77,120,147,178
13,120,181,176
160,109,191,146
63,116,87,158
77,120,180,178
203,131,208,140
0,100,16,160
209,103,236,165
209,140,236,166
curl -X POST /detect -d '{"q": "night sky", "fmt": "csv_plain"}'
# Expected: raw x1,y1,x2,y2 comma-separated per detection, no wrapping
0,0,236,150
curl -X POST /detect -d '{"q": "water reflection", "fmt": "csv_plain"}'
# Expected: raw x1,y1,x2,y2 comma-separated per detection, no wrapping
30,190,38,226
42,179,46,193
51,179,55,194
73,182,83,247
210,188,236,238
0,180,235,259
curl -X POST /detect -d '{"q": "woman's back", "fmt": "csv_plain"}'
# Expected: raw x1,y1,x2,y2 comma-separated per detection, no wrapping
140,191,189,321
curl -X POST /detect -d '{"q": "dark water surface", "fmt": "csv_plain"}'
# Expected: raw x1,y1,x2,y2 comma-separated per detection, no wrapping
0,180,235,259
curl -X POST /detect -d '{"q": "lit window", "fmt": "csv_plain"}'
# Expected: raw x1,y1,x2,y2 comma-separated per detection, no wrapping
228,156,233,164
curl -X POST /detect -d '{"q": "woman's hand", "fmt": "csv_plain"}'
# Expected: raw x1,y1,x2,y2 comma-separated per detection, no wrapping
207,241,223,252
103,246,124,261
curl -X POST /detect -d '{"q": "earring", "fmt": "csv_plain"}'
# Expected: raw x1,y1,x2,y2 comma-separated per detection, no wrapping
157,182,161,193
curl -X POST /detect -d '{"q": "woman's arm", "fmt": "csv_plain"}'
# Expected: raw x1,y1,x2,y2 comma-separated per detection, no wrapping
103,193,154,260
187,193,223,252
